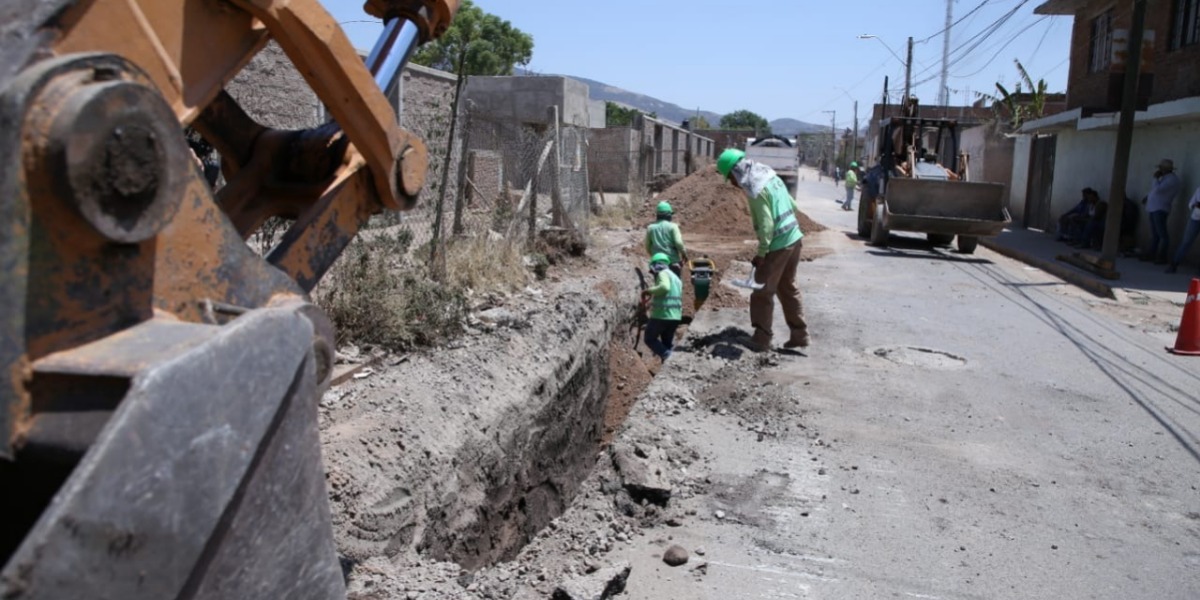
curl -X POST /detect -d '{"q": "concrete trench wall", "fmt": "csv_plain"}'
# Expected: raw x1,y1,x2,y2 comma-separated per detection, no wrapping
321,290,621,571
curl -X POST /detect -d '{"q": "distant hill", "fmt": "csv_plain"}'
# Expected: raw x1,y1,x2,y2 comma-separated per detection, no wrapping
517,69,825,134
560,73,721,126
770,118,830,136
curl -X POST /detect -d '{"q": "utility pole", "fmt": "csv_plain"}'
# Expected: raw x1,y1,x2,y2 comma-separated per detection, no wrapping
852,100,859,163
1099,0,1148,271
938,0,952,106
904,36,913,104
822,110,836,166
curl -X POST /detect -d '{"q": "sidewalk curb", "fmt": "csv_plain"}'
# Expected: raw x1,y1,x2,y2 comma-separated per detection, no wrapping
980,238,1116,300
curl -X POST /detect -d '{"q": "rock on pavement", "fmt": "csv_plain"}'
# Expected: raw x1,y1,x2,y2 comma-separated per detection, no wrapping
551,561,631,600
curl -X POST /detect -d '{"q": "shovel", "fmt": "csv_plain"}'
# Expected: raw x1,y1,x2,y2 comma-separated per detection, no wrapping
731,267,764,290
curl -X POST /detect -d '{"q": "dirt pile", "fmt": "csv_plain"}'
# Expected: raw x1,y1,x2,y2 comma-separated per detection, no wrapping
622,166,827,311
654,166,826,238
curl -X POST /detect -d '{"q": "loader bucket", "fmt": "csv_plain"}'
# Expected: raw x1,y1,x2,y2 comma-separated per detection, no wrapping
883,178,1010,237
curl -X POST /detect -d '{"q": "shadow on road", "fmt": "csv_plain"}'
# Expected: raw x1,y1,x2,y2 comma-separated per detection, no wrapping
865,248,994,265
690,326,753,360
955,260,1200,466
844,231,995,264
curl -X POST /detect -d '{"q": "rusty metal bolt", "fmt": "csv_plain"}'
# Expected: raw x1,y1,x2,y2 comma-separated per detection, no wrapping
91,124,162,230
43,76,186,243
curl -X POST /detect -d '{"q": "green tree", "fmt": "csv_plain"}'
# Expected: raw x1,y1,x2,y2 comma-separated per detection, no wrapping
691,115,711,130
606,102,640,127
411,0,533,75
979,59,1049,131
604,102,655,127
719,109,770,133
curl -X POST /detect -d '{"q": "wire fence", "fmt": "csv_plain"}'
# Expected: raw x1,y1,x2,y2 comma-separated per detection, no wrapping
362,92,593,275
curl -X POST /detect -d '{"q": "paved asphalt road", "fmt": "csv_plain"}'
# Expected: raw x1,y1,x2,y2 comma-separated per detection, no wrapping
610,167,1200,599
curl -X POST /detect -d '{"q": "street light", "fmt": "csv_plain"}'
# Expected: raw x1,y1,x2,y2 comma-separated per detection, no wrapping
858,33,914,105
857,34,906,67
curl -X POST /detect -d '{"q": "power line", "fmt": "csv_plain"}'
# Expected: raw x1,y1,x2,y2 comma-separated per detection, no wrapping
951,16,1050,79
1027,18,1056,62
908,0,1031,81
918,0,993,43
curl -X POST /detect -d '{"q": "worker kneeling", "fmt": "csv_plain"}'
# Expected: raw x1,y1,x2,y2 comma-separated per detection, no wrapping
642,253,684,362
717,148,810,351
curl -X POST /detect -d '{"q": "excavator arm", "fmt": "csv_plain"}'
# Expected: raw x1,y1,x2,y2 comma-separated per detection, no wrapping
0,1,458,597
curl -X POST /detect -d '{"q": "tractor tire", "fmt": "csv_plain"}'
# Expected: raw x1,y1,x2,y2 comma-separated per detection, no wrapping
927,233,955,246
857,197,872,238
870,203,889,247
957,235,979,254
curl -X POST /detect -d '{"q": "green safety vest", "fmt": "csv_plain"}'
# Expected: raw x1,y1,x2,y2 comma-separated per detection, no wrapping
646,221,681,264
650,269,683,321
767,179,800,251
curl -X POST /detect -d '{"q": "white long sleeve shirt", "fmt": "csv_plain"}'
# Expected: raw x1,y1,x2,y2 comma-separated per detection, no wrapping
1147,171,1182,213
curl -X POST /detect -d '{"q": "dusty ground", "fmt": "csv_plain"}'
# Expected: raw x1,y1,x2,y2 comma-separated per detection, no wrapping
326,164,1190,600
328,167,841,599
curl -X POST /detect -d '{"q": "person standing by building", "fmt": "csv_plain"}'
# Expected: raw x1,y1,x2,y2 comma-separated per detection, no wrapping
1142,159,1182,264
641,253,683,362
842,161,860,211
1167,185,1200,274
644,201,688,276
716,148,809,351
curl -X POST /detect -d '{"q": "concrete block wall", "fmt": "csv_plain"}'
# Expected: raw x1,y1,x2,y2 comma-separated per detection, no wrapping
399,64,461,212
588,128,638,193
226,40,321,130
961,126,1016,191
467,150,504,205
464,76,591,127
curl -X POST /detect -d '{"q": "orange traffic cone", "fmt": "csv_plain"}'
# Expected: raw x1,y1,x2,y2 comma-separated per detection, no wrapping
1168,278,1200,355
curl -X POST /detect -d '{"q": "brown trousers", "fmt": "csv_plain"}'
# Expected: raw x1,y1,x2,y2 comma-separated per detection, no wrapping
750,240,808,345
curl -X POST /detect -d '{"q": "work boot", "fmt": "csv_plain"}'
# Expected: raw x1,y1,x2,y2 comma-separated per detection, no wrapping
783,334,810,349
748,330,771,353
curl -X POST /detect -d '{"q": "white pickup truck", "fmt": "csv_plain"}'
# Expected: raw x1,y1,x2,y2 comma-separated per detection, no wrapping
745,136,799,190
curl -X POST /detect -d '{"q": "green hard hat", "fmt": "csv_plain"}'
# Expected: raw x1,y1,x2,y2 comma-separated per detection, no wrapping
650,252,671,265
850,161,858,168
656,201,673,215
717,148,745,177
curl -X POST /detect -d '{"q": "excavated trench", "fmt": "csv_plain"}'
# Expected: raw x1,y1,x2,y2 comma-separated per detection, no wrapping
326,292,655,573
420,304,652,571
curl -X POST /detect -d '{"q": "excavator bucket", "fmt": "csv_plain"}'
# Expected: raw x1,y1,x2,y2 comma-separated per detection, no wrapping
1,0,460,597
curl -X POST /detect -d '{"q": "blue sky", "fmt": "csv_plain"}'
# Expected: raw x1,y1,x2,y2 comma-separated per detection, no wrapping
321,0,1072,129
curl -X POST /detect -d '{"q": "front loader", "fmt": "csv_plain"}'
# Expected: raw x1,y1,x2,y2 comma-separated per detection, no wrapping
0,1,458,597
857,115,1010,254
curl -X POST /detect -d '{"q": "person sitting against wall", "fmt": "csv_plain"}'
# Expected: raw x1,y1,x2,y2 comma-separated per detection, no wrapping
1057,188,1100,245
1084,195,1137,254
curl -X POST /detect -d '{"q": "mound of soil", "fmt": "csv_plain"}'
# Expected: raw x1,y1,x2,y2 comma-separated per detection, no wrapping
654,166,825,237
624,166,830,313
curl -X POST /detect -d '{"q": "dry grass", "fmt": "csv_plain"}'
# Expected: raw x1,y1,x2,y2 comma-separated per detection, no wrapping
317,233,465,351
317,229,536,352
443,235,530,292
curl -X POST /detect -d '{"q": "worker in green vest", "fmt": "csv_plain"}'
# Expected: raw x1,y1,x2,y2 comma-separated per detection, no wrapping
641,252,684,361
716,148,810,351
645,201,689,276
